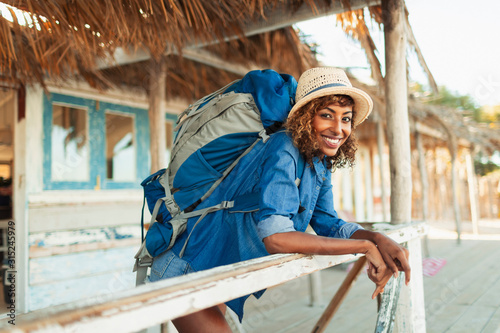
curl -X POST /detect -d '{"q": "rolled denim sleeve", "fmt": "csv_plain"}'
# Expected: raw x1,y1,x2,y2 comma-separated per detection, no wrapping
334,222,364,239
255,133,302,240
256,215,296,240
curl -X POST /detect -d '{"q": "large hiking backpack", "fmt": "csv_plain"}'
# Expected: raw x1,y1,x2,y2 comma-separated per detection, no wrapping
133,70,298,285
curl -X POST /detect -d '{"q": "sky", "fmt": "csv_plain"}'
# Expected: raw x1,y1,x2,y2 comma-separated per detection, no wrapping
295,0,500,107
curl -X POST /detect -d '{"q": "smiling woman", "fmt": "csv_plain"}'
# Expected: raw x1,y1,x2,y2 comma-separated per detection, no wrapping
143,67,411,333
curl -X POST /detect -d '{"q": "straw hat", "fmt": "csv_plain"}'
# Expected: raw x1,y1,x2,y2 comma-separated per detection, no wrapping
289,67,374,126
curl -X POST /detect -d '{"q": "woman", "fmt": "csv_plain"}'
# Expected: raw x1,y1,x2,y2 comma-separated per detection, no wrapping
149,67,410,332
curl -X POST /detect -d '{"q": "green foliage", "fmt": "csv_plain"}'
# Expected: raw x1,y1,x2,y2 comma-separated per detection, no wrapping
410,83,500,124
474,159,500,176
428,86,480,113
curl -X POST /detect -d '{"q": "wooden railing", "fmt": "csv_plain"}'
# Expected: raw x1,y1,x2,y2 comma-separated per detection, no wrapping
4,222,428,333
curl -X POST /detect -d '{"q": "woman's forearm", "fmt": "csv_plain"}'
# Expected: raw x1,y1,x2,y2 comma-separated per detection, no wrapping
263,231,375,256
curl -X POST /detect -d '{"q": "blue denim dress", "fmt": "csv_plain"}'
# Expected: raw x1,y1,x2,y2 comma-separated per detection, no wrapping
149,131,362,320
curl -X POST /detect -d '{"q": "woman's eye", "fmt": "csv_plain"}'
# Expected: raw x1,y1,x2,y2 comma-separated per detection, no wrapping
320,113,332,119
342,116,352,122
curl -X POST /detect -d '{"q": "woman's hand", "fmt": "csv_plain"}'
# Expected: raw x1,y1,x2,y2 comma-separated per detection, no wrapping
351,230,411,285
364,243,392,299
373,233,411,284
367,261,393,299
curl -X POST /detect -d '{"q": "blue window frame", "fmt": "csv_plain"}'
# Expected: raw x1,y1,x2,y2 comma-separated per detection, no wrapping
43,93,152,190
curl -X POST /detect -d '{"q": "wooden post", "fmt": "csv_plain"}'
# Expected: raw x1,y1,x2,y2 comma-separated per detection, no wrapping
341,168,354,215
382,0,412,225
377,118,389,222
148,57,167,173
465,152,479,234
394,237,426,332
14,85,30,313
354,157,365,221
363,147,374,221
450,148,462,243
308,271,323,307
415,127,430,257
415,127,429,223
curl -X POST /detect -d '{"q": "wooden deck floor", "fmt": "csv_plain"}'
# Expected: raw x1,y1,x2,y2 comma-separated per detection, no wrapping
242,220,500,333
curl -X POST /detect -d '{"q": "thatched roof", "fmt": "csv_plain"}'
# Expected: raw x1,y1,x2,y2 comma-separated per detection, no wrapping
1,1,498,154
0,0,326,90
99,27,318,100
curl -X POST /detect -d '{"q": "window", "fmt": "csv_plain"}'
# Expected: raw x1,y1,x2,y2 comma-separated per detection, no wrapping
51,105,89,182
43,93,150,190
105,112,136,181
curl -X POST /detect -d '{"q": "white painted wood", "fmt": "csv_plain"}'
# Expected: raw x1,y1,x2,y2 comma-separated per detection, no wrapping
16,86,44,313
28,189,144,206
465,152,479,234
13,88,27,313
10,224,427,333
28,201,147,232
383,0,412,224
395,237,426,333
26,87,44,193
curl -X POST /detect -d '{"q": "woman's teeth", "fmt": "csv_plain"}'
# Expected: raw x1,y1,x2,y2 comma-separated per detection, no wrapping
323,136,340,145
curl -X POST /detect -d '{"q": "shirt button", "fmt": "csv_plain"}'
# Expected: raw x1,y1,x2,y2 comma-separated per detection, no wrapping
316,186,320,190
310,210,313,214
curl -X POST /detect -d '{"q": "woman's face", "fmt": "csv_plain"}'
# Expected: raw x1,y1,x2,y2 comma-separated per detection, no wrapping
312,103,353,157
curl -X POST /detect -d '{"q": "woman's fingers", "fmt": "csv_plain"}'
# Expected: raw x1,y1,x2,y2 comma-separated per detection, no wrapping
372,285,385,299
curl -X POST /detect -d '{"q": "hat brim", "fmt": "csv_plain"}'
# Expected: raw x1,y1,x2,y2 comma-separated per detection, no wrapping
288,86,374,126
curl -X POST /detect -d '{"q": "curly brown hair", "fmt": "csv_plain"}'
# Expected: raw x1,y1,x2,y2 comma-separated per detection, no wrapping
285,95,358,170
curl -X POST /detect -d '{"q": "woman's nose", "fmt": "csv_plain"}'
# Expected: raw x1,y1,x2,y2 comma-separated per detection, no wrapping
329,119,342,135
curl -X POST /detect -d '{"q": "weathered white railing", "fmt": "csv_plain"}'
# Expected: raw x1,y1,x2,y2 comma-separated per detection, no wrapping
4,222,427,333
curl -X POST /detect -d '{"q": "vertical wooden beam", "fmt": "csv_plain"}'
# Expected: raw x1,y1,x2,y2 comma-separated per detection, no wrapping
465,152,479,234
341,168,354,215
382,0,412,224
363,147,374,221
414,127,429,223
15,85,35,313
148,57,167,173
415,127,430,257
308,272,323,307
450,147,461,243
394,237,426,332
377,118,389,222
354,158,365,221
